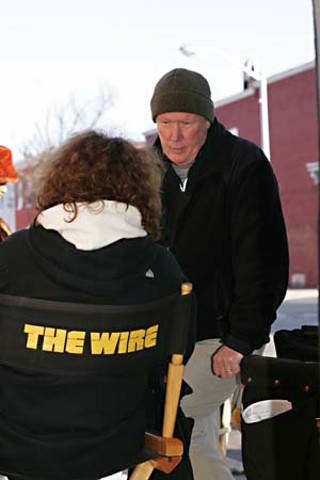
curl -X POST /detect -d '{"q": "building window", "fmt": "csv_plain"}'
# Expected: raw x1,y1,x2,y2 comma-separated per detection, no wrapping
306,162,319,184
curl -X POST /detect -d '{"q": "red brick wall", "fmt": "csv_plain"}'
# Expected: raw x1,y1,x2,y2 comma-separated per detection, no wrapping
217,90,261,146
217,67,318,287
268,68,318,287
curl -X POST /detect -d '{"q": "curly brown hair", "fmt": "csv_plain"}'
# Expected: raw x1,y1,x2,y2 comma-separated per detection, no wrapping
36,130,163,239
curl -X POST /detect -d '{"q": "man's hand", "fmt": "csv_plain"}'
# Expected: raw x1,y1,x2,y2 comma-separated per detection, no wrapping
211,345,243,378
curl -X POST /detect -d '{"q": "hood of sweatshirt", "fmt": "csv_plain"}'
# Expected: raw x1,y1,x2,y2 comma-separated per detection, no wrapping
1,201,160,301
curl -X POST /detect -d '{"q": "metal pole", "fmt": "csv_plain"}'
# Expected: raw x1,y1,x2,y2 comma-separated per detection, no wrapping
311,0,320,360
179,44,271,160
259,71,271,161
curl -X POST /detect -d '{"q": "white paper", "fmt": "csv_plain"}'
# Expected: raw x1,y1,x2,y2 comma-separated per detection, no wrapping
241,399,293,423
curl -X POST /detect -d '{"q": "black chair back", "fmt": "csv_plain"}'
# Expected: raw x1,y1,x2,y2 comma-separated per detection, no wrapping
274,326,319,362
240,354,320,480
0,291,193,375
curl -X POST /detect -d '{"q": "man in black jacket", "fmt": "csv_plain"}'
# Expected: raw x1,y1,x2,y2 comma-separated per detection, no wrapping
150,68,289,480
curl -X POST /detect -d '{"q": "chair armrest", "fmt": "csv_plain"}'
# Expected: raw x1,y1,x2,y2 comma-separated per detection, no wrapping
144,430,184,456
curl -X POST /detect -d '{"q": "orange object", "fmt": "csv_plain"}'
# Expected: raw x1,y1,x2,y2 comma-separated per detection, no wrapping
0,146,18,184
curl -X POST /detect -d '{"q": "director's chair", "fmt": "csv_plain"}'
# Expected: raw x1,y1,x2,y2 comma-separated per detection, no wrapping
240,352,320,480
0,283,194,480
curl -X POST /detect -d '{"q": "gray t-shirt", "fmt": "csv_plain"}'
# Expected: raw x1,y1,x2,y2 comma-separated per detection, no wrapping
171,162,194,191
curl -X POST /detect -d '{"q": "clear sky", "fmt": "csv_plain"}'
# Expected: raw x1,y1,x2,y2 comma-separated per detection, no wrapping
0,0,315,158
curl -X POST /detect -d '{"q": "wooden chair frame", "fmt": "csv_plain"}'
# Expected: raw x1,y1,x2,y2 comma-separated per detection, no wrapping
129,282,192,480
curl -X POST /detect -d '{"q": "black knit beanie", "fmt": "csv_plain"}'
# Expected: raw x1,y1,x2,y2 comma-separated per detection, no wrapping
150,68,214,123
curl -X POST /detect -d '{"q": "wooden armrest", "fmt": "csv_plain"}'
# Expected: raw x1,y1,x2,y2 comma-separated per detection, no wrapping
145,430,184,457
150,456,182,474
129,433,183,479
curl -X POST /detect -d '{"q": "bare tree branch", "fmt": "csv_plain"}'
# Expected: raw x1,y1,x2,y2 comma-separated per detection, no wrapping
18,85,115,200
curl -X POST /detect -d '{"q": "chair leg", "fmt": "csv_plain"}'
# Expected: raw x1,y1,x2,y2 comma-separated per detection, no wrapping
162,354,184,438
128,461,154,480
218,398,232,458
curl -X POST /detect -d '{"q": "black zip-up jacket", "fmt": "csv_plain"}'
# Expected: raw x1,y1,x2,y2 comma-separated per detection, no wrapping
156,119,289,355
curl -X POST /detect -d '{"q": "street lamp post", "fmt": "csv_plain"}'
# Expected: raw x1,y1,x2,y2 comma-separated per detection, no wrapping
179,44,271,161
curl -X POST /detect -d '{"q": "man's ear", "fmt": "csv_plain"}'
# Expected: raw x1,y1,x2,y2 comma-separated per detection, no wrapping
206,121,211,129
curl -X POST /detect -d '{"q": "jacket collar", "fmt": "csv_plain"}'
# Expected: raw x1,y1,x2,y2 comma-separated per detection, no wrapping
154,119,232,179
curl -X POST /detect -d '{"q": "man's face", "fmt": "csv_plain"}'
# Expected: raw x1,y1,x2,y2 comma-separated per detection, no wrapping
156,112,210,165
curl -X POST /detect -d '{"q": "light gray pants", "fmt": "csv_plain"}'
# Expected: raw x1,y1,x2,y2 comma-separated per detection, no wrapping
181,339,238,480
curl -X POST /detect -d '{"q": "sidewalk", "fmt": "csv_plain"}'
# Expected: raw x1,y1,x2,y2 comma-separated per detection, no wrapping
227,429,245,478
284,288,318,300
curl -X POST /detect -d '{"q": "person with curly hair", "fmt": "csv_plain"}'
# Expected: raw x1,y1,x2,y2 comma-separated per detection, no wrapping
0,130,195,480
